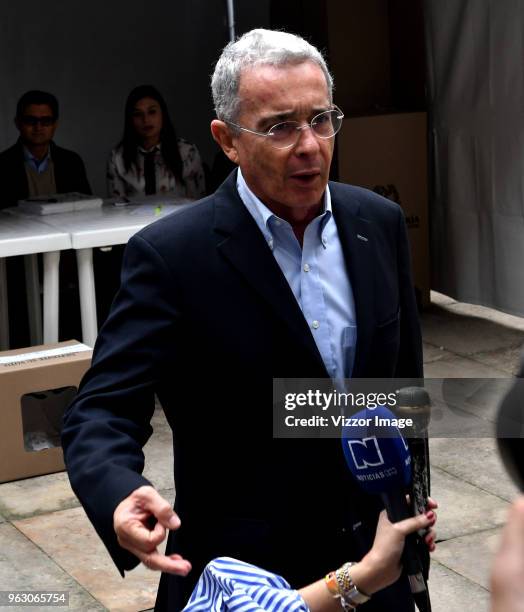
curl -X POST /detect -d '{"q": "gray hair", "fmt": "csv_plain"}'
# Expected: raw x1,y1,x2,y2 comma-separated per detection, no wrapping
211,28,334,123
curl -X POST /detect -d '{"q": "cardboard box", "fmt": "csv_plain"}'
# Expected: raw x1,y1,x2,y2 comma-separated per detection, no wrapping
337,112,430,307
325,0,426,114
0,340,92,483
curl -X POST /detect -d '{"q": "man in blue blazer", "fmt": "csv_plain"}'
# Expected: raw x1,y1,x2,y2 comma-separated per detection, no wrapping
63,29,426,611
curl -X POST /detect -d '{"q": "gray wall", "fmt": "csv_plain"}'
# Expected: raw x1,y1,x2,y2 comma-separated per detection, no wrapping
0,0,270,195
426,0,524,316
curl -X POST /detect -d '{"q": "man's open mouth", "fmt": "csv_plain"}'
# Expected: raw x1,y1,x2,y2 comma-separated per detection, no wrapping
290,171,320,184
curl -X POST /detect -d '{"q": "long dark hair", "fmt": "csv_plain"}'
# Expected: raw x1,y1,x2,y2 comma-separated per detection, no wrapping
120,85,184,185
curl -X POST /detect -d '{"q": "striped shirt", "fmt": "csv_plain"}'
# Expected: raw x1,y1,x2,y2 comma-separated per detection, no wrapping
182,557,309,612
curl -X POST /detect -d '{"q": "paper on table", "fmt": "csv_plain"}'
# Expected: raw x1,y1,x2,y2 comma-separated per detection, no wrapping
17,193,103,215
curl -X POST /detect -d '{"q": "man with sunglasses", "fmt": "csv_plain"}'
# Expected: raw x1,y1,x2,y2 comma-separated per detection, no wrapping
0,89,91,208
63,29,425,611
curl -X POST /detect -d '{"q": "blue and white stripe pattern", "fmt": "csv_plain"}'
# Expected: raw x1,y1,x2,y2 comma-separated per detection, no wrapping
182,557,309,611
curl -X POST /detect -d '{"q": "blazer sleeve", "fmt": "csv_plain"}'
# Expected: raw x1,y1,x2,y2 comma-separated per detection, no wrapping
62,232,181,574
74,153,92,195
53,146,92,196
394,207,423,378
106,148,127,198
179,139,206,199
0,145,29,207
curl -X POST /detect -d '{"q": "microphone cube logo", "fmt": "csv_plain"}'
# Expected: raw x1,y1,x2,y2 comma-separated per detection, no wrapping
346,436,385,469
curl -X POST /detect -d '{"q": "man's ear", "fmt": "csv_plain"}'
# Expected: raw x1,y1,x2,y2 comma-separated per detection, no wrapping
210,120,239,165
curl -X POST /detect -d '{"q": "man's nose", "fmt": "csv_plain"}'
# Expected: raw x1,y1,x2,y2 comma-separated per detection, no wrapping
294,125,320,154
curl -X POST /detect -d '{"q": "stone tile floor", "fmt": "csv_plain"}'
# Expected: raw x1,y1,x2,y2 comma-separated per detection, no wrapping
0,291,521,611
418,293,521,611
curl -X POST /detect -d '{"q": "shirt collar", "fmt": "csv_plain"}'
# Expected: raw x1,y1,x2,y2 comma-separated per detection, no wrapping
236,167,332,238
138,143,161,154
23,145,50,165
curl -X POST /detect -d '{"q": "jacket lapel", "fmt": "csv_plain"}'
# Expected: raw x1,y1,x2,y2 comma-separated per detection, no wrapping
14,140,30,201
213,171,327,373
330,185,375,378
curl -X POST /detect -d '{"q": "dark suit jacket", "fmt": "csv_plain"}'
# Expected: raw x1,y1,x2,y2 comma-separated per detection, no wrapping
62,171,423,611
0,140,91,208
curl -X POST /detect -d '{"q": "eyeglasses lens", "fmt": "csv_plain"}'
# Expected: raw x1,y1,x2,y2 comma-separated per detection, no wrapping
312,111,339,137
268,110,343,149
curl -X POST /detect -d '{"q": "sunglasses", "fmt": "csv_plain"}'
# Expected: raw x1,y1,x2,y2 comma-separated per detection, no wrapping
20,115,56,127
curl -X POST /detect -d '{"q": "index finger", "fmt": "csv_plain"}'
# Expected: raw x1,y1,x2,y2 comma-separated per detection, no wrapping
393,512,432,537
133,486,181,530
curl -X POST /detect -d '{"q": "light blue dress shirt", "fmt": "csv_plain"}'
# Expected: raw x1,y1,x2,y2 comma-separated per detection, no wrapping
23,146,51,174
237,169,357,380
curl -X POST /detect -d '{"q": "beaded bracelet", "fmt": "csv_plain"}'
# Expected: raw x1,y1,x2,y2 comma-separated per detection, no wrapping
324,568,354,610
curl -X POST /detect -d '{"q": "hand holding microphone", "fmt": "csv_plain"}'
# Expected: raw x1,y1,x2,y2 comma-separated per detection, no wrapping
350,507,436,596
341,405,435,611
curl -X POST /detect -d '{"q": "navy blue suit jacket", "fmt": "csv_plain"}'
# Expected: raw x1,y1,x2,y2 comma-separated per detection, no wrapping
63,171,423,611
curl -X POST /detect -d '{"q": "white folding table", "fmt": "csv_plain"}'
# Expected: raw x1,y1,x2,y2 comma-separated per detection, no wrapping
34,201,189,347
0,212,71,350
4,199,189,348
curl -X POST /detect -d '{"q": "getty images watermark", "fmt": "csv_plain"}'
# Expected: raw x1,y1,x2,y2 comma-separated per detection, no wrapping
283,389,411,429
272,378,522,438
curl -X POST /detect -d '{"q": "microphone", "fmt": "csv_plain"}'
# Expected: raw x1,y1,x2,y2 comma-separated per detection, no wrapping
341,405,430,611
496,372,524,491
395,387,432,532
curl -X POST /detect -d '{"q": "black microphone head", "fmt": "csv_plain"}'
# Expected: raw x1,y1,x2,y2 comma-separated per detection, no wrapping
496,371,524,491
395,386,431,433
396,386,430,408
497,438,524,491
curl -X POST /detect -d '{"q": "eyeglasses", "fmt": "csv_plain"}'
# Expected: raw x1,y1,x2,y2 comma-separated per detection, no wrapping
20,115,56,127
226,106,344,150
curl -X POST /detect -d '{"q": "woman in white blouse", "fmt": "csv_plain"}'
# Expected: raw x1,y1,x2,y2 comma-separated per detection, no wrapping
107,85,206,199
